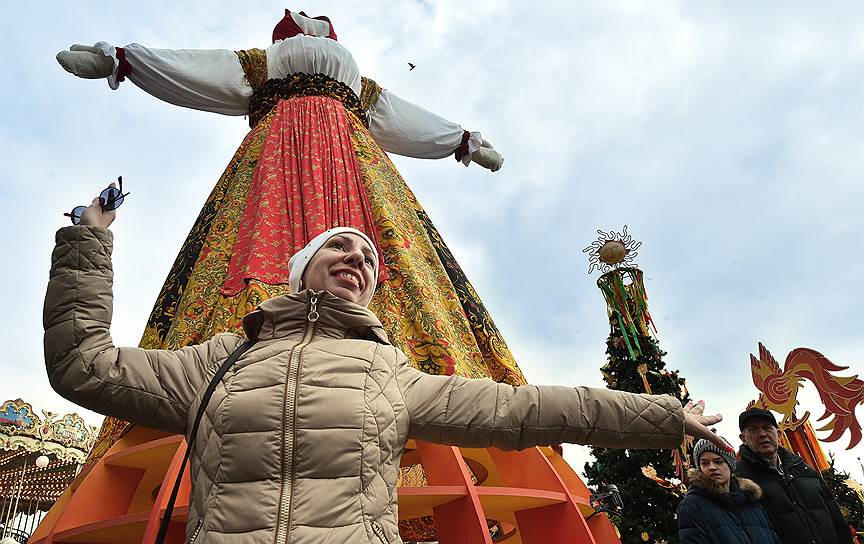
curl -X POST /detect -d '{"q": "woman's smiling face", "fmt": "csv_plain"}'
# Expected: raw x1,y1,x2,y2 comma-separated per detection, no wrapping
300,233,377,306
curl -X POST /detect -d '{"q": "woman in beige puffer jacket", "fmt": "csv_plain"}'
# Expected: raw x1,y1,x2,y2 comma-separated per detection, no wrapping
44,200,722,544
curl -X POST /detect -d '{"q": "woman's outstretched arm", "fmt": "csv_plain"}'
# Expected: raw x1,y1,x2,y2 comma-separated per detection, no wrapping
396,348,724,450
43,197,244,434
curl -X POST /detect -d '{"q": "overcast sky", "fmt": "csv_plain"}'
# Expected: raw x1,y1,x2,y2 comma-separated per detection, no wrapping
2,2,862,482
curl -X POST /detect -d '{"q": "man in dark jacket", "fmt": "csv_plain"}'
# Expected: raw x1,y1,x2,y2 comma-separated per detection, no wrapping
736,407,853,544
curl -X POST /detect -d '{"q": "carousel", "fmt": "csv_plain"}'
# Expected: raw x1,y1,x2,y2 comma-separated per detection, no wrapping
0,399,97,544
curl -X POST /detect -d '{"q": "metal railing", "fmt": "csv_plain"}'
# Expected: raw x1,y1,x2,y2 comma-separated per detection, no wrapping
0,526,30,544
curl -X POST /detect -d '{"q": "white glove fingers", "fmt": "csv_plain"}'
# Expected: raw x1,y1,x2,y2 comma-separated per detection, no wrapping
56,51,78,74
470,148,504,172
69,44,102,54
56,48,114,79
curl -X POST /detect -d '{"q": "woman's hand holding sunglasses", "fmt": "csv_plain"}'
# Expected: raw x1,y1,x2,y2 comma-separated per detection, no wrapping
64,176,129,229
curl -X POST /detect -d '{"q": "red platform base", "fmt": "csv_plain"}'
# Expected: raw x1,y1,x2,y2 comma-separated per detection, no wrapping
29,427,620,543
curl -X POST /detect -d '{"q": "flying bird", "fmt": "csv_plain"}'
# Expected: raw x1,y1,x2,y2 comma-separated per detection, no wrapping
408,62,416,71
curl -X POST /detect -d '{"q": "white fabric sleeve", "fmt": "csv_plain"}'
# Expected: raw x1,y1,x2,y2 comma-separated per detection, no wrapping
94,42,253,116
368,89,482,164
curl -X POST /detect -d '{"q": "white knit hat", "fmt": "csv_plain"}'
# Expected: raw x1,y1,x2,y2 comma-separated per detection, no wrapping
287,227,379,294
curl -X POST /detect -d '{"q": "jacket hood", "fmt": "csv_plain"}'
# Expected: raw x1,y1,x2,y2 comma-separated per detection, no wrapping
687,468,763,502
242,290,390,344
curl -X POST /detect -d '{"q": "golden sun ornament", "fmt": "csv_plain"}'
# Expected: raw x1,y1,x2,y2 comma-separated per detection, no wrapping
583,225,642,273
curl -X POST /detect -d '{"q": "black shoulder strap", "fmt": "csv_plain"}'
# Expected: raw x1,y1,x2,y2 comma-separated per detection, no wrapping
155,339,252,544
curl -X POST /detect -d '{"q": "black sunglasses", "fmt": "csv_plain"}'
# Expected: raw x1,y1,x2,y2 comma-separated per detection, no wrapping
64,176,130,225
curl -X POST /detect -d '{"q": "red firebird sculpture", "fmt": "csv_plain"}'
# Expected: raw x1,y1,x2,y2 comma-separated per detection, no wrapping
749,343,864,449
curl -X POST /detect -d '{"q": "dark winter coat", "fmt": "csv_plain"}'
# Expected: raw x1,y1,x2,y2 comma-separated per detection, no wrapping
677,468,781,544
735,446,853,544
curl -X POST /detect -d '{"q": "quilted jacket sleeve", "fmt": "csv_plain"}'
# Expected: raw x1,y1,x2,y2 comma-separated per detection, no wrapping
395,350,683,450
43,226,244,435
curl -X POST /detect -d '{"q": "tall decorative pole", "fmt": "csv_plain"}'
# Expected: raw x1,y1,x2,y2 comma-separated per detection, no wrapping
582,227,692,544
583,227,650,360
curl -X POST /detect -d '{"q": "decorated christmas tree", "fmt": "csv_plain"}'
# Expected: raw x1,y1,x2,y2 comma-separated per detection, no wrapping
581,228,691,544
822,456,864,535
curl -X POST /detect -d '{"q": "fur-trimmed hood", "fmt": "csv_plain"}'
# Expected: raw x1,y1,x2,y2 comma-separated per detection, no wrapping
687,468,764,503
679,469,784,544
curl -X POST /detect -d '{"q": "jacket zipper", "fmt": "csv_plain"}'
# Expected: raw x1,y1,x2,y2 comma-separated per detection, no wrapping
188,518,204,544
274,291,319,544
780,458,818,544
371,520,388,543
730,504,752,544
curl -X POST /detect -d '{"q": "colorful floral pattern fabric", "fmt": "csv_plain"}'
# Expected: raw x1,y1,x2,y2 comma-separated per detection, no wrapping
85,83,526,474
222,96,382,295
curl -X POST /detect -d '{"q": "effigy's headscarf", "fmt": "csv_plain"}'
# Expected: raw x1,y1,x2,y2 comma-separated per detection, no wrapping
273,9,337,42
288,227,379,294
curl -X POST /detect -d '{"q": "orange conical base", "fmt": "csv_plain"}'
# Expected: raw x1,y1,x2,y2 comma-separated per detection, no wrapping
30,428,620,543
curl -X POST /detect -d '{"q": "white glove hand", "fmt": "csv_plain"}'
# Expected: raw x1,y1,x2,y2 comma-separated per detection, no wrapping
56,44,114,79
471,140,504,172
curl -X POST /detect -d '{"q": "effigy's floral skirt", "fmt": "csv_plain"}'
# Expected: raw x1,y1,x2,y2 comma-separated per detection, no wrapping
86,95,526,539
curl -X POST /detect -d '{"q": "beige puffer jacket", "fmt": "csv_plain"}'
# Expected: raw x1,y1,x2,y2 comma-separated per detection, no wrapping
44,226,685,544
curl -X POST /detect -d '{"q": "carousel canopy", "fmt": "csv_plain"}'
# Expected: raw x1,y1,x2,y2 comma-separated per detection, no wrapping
0,398,98,517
